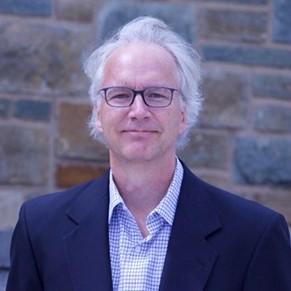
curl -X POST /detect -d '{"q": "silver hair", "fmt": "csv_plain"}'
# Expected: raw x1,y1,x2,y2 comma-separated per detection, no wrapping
84,16,202,148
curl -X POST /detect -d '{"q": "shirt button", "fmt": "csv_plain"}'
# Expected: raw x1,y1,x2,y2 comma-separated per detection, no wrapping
134,244,142,254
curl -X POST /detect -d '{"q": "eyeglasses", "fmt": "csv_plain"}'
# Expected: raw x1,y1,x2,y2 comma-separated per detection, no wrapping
98,86,179,108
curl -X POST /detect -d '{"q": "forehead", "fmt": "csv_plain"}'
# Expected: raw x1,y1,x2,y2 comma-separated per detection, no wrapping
101,42,180,88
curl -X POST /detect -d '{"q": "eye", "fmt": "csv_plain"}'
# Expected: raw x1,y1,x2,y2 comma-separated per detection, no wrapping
109,93,131,100
147,92,168,99
146,88,171,100
107,88,132,101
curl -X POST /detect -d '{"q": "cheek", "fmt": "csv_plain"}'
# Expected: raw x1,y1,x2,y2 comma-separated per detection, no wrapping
96,107,125,136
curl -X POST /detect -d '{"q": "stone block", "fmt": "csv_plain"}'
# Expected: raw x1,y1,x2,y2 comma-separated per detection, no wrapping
0,191,24,229
199,70,247,129
0,19,90,96
0,271,8,291
234,137,291,185
0,230,12,268
251,74,291,101
179,131,229,170
56,163,108,188
254,105,291,133
98,2,196,43
57,102,109,161
55,0,99,22
273,0,291,44
14,100,51,121
0,0,52,16
201,0,268,3
0,125,49,185
0,99,10,118
200,9,267,44
203,45,291,69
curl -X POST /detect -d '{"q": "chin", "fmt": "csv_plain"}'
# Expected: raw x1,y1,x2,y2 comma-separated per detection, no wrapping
116,143,156,161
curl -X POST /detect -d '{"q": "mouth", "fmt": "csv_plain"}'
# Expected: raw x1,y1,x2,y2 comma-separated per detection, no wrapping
121,130,158,136
122,129,158,133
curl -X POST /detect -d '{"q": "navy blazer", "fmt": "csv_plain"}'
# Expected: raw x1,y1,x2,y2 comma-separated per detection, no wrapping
6,164,291,291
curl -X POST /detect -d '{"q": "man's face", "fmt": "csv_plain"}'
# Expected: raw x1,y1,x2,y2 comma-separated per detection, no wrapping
96,42,186,163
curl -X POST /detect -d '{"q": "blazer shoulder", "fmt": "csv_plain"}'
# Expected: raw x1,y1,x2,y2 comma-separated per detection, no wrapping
182,164,283,232
21,171,109,225
200,176,283,232
23,179,95,213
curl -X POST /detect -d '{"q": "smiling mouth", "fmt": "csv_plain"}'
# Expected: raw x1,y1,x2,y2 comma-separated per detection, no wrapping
122,130,158,134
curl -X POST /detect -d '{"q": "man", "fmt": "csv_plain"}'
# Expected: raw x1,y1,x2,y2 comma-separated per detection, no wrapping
7,17,291,291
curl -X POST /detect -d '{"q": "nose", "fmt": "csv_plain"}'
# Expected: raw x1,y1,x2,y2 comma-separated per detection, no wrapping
128,94,150,119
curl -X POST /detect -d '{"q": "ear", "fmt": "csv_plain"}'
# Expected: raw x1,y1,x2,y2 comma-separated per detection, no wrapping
95,106,103,133
178,106,187,135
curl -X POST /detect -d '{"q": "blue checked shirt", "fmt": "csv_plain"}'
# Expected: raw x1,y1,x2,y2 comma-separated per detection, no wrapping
108,159,184,291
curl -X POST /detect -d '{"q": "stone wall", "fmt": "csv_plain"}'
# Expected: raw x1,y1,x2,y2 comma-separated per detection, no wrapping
0,0,291,288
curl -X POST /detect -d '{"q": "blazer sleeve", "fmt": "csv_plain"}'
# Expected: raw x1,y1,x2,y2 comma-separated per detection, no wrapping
6,204,43,291
243,214,291,290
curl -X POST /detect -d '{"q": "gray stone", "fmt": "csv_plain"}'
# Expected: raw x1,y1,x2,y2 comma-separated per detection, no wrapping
273,0,291,44
0,19,90,96
234,137,291,185
0,271,8,291
98,2,196,43
0,99,10,118
0,230,12,268
199,70,247,129
0,191,24,229
200,0,268,3
14,100,51,121
0,125,49,185
203,45,291,69
55,0,99,22
251,74,291,101
200,9,267,44
0,0,52,16
179,131,229,170
254,105,291,133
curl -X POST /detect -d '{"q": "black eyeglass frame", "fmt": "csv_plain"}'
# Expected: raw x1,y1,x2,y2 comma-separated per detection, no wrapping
98,86,180,108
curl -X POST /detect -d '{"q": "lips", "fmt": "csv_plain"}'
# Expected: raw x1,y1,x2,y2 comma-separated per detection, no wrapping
121,129,158,133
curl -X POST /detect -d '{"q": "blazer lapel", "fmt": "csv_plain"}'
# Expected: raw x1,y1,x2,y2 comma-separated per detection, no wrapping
63,172,113,291
159,166,222,291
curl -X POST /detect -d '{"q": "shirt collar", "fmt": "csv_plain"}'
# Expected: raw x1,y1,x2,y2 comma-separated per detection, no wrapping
152,159,183,225
108,172,124,223
108,158,184,226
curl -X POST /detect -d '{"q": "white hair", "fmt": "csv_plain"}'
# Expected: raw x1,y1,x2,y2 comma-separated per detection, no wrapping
84,16,202,148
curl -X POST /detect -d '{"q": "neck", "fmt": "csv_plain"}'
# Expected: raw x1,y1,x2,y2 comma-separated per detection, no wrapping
110,155,177,220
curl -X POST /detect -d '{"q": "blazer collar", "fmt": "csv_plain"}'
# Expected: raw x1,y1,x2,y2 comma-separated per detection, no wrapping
64,171,113,291
159,164,222,291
